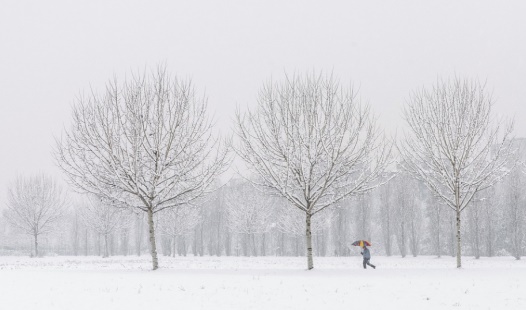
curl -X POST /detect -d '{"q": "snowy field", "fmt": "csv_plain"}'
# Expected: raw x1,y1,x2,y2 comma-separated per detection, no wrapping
1,255,525,310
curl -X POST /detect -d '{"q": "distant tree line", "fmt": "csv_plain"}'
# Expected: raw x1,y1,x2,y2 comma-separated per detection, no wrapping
1,166,525,261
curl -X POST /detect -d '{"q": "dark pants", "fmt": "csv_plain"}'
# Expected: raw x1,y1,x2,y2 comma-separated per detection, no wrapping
363,258,375,269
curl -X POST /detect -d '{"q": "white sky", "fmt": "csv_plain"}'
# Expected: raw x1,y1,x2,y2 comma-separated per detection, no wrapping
1,0,525,204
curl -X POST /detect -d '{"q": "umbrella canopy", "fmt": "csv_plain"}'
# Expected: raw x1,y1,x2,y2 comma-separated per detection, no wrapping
352,240,371,247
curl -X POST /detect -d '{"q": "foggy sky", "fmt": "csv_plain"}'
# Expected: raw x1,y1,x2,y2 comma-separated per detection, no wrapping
1,0,525,204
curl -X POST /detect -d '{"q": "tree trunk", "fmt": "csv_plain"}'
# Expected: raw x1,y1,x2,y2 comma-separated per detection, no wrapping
400,222,406,258
261,233,266,256
182,236,187,256
147,207,159,270
85,229,89,256
225,230,231,256
384,210,392,256
216,212,222,256
193,227,198,256
513,218,520,260
410,221,417,257
487,215,493,257
282,232,286,256
135,214,143,256
252,233,257,256
435,205,441,258
34,234,39,258
73,223,79,256
456,209,462,268
305,212,314,270
437,230,441,258
110,233,114,256
199,225,204,256
450,218,456,257
103,234,109,258
121,229,129,256
295,235,300,256
474,221,480,259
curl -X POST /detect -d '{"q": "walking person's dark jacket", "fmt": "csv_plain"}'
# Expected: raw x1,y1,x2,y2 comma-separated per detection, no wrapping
361,247,371,259
361,246,375,269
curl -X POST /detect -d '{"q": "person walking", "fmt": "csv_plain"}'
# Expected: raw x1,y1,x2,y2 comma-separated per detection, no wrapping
361,245,376,269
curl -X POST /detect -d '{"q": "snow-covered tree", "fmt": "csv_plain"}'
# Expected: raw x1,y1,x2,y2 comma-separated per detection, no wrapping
236,72,390,269
4,174,66,257
225,179,274,256
352,193,373,249
67,205,84,256
377,177,395,256
392,174,411,257
331,206,352,256
201,183,229,257
480,191,499,257
55,66,230,270
406,183,425,257
157,206,201,257
465,192,500,259
399,77,514,268
425,194,447,257
503,169,526,259
388,171,425,257
133,213,145,256
79,195,131,258
466,195,484,259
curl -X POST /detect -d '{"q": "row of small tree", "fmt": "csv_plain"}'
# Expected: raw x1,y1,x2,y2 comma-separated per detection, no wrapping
1,67,520,270
2,169,524,261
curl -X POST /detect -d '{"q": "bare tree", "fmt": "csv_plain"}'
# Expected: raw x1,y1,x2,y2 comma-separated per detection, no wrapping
4,175,66,257
392,174,410,258
235,73,389,269
331,206,352,256
78,195,131,258
225,179,274,256
201,182,228,257
133,213,145,256
467,195,484,259
352,193,373,249
424,193,449,257
504,169,526,259
389,171,425,257
481,193,499,257
157,206,201,257
406,182,424,257
55,66,230,270
68,206,83,256
377,177,394,256
399,78,514,268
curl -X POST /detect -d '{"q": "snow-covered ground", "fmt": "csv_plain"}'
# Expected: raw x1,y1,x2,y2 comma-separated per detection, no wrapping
1,255,524,310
